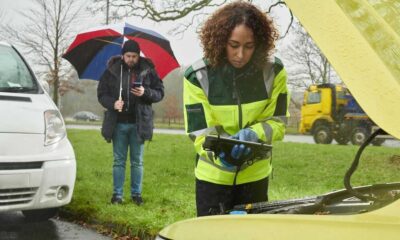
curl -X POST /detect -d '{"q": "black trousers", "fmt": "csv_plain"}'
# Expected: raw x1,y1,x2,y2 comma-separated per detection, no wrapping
195,177,269,217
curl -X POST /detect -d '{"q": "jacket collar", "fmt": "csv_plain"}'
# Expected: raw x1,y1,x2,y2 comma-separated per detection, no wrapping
107,55,154,78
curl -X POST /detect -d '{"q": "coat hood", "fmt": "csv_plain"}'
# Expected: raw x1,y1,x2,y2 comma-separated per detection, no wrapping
106,55,155,78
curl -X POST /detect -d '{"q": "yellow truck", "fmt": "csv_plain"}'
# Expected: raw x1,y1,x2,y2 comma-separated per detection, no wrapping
156,0,400,239
299,83,385,145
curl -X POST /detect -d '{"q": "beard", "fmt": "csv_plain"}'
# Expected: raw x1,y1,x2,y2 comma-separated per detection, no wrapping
125,60,138,68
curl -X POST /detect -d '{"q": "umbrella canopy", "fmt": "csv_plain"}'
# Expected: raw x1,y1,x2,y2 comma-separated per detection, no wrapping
63,22,180,80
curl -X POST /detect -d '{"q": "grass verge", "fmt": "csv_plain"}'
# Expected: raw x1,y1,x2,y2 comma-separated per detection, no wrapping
64,129,400,239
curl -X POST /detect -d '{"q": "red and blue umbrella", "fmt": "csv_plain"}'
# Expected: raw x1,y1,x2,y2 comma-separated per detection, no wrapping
63,22,180,80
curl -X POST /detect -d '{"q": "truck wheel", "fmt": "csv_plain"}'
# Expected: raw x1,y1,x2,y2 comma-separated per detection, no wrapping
313,126,333,144
371,138,385,146
351,127,368,145
334,135,349,145
22,208,59,222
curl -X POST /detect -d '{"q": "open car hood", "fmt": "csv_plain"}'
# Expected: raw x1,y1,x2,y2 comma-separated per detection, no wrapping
285,0,400,139
159,187,400,240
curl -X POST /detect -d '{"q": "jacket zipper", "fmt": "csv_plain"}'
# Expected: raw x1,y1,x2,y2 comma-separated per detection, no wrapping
233,76,243,129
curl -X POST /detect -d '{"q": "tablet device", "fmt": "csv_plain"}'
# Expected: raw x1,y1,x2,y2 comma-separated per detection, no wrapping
203,135,272,164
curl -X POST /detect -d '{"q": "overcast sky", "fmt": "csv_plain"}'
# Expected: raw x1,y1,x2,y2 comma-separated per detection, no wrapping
0,0,293,66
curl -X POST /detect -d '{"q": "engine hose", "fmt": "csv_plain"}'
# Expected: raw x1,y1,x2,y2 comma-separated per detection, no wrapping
344,128,386,201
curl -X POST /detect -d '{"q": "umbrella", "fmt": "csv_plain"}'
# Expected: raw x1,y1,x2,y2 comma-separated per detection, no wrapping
62,22,180,81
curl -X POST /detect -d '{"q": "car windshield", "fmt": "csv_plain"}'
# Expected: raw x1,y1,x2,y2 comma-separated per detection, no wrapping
0,45,38,93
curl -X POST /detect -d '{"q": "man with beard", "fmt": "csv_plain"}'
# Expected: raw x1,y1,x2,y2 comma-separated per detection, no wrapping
97,40,164,205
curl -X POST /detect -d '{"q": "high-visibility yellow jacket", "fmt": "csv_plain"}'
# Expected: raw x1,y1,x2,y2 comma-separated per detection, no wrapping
183,57,289,185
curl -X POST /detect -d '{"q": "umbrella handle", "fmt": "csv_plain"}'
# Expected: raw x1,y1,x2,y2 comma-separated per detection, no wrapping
118,64,123,112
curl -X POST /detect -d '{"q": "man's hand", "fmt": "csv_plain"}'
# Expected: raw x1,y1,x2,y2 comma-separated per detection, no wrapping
131,86,145,96
114,99,124,111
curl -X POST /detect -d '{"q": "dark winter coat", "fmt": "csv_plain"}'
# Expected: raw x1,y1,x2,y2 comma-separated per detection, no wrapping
97,56,164,142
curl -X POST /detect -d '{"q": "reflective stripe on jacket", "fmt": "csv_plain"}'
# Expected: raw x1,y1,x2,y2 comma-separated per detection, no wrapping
183,57,289,185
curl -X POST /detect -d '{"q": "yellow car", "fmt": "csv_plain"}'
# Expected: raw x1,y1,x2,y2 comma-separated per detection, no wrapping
157,0,400,239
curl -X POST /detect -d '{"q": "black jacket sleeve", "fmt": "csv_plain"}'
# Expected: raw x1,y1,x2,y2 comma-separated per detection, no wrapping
97,70,117,111
141,69,164,104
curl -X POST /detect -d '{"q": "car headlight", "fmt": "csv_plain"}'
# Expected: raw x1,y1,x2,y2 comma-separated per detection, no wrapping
44,110,66,145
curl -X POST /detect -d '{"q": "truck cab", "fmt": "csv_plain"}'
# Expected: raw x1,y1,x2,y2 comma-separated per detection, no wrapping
299,84,339,141
300,85,332,134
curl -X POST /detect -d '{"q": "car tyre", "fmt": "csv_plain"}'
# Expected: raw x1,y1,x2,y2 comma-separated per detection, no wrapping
351,127,369,146
313,125,333,144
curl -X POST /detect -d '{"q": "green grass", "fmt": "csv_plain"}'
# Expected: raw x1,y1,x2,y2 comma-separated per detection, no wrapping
65,120,185,129
270,142,400,199
64,130,196,238
284,126,300,135
64,129,400,239
153,122,185,129
65,120,101,125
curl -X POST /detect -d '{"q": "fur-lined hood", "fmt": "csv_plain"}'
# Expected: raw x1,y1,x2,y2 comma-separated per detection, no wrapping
106,55,155,78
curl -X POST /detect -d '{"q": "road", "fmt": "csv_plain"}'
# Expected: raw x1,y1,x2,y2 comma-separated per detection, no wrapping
283,134,400,148
66,125,400,148
0,212,110,240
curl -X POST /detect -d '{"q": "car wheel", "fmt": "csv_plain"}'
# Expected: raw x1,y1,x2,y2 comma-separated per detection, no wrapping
313,125,333,144
351,127,369,145
22,208,59,222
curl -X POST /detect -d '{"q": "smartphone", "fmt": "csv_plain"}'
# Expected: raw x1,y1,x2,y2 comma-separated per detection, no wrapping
131,81,142,88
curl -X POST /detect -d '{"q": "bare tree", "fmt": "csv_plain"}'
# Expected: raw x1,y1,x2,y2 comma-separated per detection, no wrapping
89,0,227,24
0,10,7,41
266,0,294,39
88,0,291,36
282,22,339,89
1,0,82,106
162,95,182,125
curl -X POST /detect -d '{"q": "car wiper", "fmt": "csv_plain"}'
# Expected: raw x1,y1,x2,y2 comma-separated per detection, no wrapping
0,87,38,93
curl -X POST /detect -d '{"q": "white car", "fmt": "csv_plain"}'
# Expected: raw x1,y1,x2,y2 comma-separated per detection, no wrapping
0,42,76,221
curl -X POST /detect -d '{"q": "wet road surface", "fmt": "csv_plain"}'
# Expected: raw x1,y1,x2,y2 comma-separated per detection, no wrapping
0,211,111,240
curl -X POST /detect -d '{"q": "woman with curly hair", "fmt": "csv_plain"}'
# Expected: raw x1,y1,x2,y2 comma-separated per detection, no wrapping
183,1,289,216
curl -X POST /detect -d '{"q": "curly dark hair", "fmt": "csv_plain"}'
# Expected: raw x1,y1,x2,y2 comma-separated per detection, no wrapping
200,1,279,68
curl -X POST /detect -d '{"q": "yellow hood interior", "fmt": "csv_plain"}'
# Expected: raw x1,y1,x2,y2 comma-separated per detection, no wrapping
285,0,400,139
